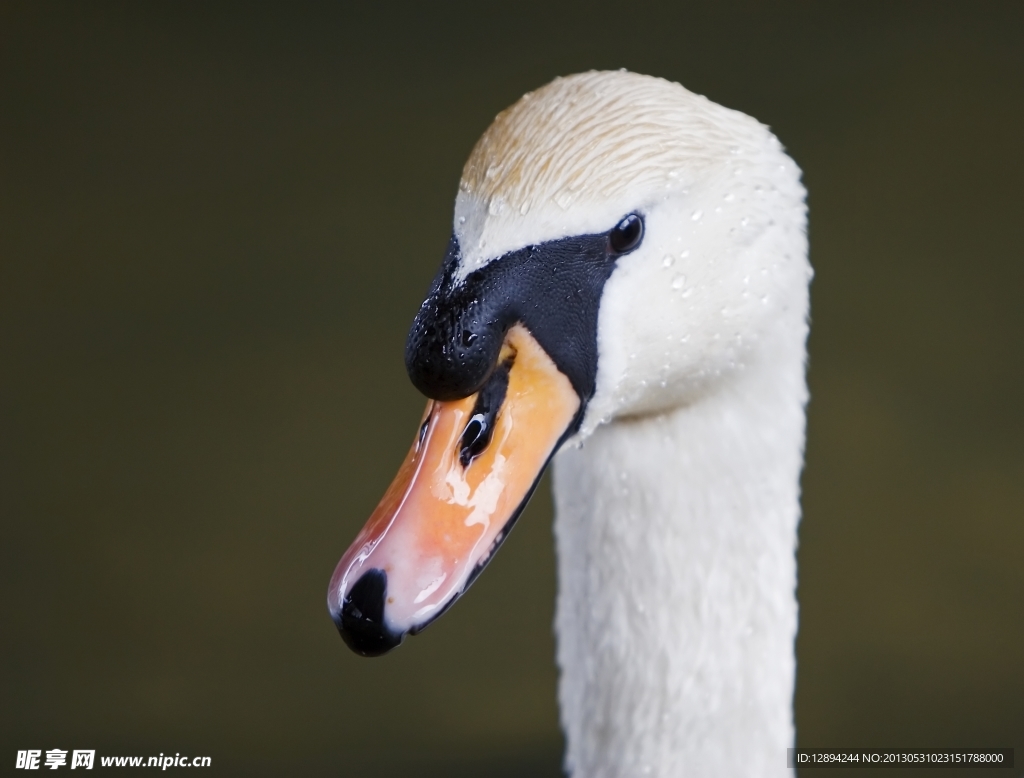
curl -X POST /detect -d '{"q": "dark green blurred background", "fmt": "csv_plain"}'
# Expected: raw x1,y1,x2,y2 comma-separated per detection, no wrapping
2,2,1022,776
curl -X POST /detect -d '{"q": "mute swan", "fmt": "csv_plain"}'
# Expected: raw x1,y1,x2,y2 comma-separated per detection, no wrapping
328,70,809,778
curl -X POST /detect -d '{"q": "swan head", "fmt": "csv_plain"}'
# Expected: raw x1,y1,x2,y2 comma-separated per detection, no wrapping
328,70,808,656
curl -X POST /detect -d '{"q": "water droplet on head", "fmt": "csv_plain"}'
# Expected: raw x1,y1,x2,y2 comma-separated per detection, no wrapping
724,192,735,202
458,216,466,225
519,201,530,215
555,189,578,210
691,209,703,221
672,274,686,290
680,249,689,258
663,255,675,268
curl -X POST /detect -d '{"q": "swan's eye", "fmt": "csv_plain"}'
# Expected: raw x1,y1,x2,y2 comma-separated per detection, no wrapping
608,214,644,254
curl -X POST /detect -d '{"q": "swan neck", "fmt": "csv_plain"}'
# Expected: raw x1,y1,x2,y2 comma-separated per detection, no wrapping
552,353,806,777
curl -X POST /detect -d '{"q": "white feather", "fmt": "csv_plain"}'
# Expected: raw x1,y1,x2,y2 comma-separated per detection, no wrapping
457,71,811,777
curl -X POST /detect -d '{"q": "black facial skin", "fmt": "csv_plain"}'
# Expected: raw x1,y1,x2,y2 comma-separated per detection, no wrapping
406,213,645,419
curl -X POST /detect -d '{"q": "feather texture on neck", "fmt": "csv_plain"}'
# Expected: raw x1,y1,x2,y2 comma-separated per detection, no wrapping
553,300,808,778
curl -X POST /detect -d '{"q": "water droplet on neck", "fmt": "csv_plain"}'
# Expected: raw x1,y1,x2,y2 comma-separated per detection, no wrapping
663,255,675,268
672,274,686,290
691,209,703,221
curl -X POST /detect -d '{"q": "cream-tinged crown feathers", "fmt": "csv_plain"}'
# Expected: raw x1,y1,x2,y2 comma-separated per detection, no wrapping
450,69,807,439
453,70,778,277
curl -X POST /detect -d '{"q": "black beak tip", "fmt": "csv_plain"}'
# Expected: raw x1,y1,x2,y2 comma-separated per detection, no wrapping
331,568,405,658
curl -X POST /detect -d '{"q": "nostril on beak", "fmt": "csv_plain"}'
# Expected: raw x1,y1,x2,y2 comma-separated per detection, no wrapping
457,358,511,468
334,569,404,657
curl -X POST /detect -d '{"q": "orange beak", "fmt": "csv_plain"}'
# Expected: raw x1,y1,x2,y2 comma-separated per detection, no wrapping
327,324,580,655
